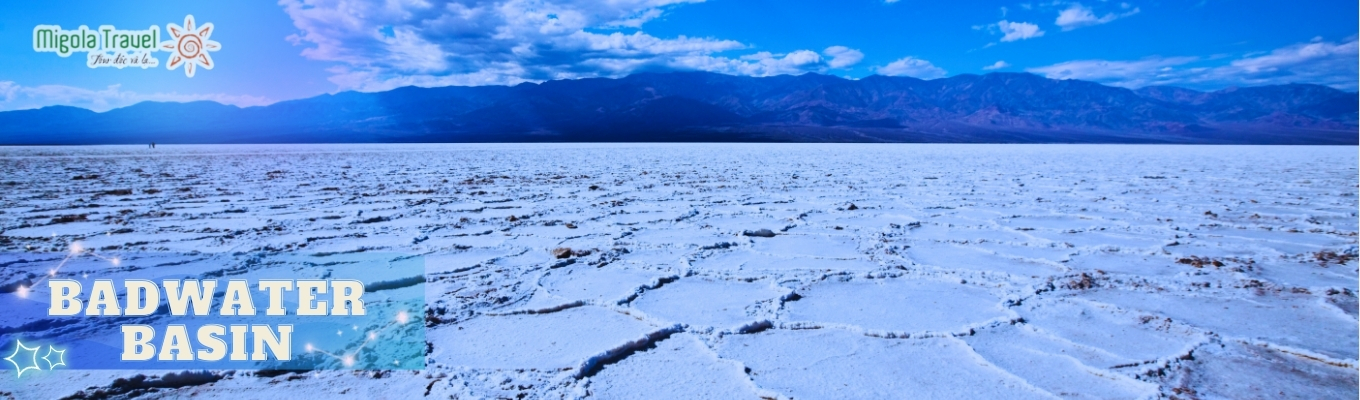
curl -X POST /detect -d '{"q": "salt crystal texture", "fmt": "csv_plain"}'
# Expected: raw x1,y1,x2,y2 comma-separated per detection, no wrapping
0,143,1354,399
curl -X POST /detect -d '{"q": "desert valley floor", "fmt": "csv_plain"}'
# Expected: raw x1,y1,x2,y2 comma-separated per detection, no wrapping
0,144,1356,399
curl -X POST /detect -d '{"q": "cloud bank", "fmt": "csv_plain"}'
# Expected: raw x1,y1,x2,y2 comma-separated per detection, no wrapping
1027,38,1359,90
279,0,863,91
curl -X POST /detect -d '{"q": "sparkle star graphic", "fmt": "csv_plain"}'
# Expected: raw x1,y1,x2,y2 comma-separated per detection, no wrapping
42,346,66,369
160,15,220,78
4,340,41,377
307,309,414,369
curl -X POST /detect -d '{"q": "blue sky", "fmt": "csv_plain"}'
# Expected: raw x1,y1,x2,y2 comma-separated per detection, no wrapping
1,0,1355,111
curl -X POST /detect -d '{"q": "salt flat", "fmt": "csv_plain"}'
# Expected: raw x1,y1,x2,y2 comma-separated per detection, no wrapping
0,143,1355,399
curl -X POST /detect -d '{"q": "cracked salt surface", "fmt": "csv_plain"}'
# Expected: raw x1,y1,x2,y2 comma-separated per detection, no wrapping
1013,298,1208,367
585,333,765,399
964,324,1159,399
430,306,657,369
1160,340,1359,399
630,277,787,330
0,143,1356,399
716,329,1054,399
1080,289,1359,361
783,277,1013,335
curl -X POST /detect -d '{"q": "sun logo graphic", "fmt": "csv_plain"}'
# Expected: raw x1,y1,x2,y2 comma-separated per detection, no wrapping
159,15,220,78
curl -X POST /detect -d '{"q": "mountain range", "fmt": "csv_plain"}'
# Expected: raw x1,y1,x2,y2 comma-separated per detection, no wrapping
1,71,1355,144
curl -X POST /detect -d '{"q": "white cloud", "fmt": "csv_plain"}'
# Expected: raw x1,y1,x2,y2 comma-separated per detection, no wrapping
604,8,665,28
997,20,1045,42
823,46,865,69
875,57,947,79
1055,3,1140,31
1025,38,1359,90
1025,57,1198,87
279,0,854,91
0,81,273,112
1215,38,1359,89
982,60,1011,70
1228,39,1356,75
383,27,449,73
672,50,830,77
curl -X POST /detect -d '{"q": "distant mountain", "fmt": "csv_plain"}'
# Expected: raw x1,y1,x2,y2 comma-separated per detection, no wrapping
1,72,1355,144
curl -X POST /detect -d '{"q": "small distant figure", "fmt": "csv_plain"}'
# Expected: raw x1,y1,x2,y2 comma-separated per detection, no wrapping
150,142,156,149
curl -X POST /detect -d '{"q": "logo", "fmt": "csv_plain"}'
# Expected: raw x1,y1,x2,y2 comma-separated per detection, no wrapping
160,15,219,78
32,15,220,78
